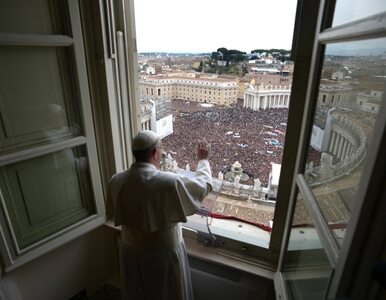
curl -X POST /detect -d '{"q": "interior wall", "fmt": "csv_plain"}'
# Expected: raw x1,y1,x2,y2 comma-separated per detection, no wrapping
1,225,276,300
110,233,276,300
190,256,275,300
1,226,118,300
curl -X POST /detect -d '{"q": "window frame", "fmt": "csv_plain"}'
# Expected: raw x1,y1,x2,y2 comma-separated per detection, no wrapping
274,0,386,298
111,0,316,265
0,0,105,271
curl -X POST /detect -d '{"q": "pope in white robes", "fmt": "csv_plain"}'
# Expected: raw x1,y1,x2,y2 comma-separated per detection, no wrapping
108,130,212,300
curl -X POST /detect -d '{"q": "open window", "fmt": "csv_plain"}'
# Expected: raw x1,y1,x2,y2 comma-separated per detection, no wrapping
275,0,386,299
122,0,309,265
0,0,105,270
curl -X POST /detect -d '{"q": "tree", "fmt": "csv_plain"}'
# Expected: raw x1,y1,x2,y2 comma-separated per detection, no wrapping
217,48,228,61
228,49,247,62
217,47,228,54
211,51,219,60
242,64,248,76
198,61,203,72
251,48,291,57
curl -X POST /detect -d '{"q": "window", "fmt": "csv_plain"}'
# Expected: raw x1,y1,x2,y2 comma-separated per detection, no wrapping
275,0,386,299
281,192,333,299
132,0,298,262
3,4,383,296
0,0,105,270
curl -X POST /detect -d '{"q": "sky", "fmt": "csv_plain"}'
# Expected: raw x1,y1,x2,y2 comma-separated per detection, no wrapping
133,0,298,54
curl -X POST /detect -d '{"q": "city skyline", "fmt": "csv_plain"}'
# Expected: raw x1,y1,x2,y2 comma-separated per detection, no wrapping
133,0,298,53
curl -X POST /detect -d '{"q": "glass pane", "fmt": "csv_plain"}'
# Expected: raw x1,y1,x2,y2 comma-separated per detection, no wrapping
0,46,82,153
0,146,95,249
332,0,386,27
283,192,333,300
304,37,386,246
0,0,67,35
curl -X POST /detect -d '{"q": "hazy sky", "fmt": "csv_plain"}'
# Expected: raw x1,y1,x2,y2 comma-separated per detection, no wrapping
133,0,298,53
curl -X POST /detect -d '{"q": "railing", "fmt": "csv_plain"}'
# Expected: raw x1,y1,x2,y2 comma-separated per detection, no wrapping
246,84,291,92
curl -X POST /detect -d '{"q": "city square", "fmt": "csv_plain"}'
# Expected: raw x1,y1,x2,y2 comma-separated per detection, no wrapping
162,99,289,186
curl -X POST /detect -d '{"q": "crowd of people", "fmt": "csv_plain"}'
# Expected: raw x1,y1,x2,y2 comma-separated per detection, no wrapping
161,100,289,186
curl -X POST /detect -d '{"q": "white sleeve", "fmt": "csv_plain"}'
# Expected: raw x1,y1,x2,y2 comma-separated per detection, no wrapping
195,160,213,192
173,159,212,216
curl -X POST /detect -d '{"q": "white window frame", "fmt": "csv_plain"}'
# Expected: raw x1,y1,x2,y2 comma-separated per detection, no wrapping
105,0,314,267
0,0,105,271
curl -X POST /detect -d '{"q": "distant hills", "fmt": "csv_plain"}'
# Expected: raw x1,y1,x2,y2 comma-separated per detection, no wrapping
139,52,210,56
139,48,292,57
139,46,386,57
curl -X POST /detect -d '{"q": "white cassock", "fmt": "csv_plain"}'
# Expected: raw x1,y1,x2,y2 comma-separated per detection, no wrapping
108,160,212,300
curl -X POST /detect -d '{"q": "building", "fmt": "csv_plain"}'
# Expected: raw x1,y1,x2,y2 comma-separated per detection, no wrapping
243,82,291,110
332,71,344,80
218,74,248,100
0,1,385,300
267,163,281,200
237,77,251,100
139,74,238,105
245,72,293,86
145,65,155,75
317,80,355,109
140,96,173,139
356,90,383,115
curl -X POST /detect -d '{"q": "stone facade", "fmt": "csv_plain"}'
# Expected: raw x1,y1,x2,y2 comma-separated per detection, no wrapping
317,81,355,109
139,74,238,106
243,83,291,110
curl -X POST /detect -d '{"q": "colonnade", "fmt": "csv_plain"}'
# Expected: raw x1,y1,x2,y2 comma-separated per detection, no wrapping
243,90,290,111
328,130,355,162
141,119,152,130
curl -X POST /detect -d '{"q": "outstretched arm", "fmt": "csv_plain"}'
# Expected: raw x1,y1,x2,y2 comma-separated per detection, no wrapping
172,139,213,216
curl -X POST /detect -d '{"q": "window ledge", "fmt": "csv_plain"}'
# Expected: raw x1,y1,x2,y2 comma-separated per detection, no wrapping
104,221,275,280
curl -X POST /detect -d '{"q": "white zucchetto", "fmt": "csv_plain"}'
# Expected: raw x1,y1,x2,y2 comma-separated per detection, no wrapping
131,130,160,151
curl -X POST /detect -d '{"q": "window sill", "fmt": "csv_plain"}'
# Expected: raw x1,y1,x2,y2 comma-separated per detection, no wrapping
104,221,275,280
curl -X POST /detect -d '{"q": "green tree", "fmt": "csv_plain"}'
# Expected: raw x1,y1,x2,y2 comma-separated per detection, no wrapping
217,47,228,61
211,52,219,60
197,61,203,72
